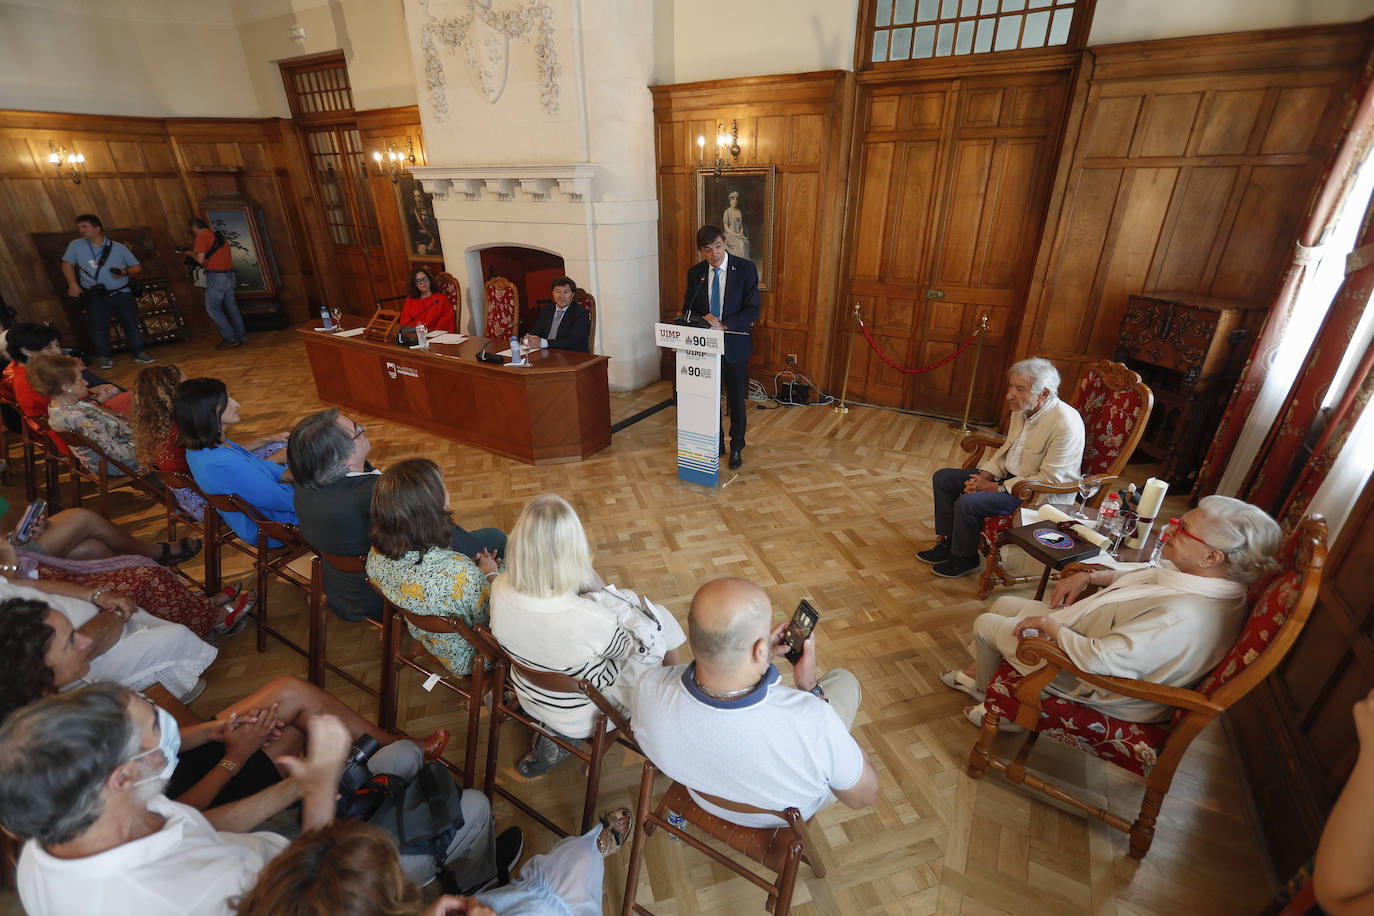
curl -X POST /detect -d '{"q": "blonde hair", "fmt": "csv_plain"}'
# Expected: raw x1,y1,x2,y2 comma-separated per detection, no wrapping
131,365,182,469
505,493,590,598
26,354,81,398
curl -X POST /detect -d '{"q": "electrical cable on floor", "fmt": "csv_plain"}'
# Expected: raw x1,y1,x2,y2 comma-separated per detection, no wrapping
770,367,836,408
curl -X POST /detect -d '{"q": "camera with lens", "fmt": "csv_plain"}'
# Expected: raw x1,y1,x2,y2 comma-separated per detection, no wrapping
174,245,191,254
338,733,380,794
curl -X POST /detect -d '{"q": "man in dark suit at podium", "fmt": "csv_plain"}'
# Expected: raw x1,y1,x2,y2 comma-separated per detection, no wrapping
522,276,590,353
682,224,759,469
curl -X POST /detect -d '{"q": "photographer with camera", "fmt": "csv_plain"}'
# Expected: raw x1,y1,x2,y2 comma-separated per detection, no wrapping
182,217,246,351
60,214,154,371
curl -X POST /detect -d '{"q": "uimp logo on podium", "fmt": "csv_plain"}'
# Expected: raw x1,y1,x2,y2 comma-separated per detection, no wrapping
655,322,725,487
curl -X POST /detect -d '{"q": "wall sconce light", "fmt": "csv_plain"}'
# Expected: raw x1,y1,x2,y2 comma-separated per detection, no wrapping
697,120,742,177
372,137,417,184
48,141,86,185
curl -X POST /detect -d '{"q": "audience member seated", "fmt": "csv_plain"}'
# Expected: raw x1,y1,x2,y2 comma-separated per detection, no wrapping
633,577,878,828
490,493,684,778
133,365,288,524
1314,688,1374,916
28,353,142,475
917,356,1085,579
366,459,498,676
5,507,250,638
233,811,632,916
521,276,591,353
175,376,294,545
0,583,215,701
398,267,456,334
289,410,505,622
0,606,443,815
3,322,129,417
942,494,1283,727
0,683,503,915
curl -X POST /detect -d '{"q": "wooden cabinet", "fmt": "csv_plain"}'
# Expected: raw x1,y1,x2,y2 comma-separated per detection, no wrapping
1114,292,1265,489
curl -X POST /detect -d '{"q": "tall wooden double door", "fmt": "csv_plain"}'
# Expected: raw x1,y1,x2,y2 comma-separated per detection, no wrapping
301,124,391,314
842,68,1072,421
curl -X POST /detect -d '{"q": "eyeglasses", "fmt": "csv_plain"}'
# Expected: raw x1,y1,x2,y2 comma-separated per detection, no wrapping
1166,518,1220,552
352,423,367,441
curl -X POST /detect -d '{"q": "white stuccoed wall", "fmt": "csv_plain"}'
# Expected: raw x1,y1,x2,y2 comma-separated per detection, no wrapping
404,0,660,390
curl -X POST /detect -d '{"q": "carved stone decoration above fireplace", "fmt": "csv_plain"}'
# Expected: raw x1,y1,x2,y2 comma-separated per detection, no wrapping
412,163,595,203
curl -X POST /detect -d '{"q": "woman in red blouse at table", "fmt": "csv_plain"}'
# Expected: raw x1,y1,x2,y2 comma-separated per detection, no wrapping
398,268,456,333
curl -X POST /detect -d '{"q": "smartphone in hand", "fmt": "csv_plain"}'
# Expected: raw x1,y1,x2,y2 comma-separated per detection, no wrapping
782,599,820,665
14,500,46,546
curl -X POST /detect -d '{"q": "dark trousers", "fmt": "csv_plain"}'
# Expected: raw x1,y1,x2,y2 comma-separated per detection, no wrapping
932,467,1023,559
720,357,748,452
85,288,145,357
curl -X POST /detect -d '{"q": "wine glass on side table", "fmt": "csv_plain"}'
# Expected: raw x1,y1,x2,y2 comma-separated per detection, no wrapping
329,305,343,331
1072,476,1101,520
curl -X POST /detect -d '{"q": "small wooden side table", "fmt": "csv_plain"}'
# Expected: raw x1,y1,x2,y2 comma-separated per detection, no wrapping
1002,509,1161,600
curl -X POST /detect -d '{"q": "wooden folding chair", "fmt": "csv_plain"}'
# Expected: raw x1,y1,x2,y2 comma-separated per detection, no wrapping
622,759,828,915
472,622,640,838
375,593,491,787
229,495,315,657
161,469,254,596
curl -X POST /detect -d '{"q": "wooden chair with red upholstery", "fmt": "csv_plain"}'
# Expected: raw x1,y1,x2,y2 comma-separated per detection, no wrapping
574,286,596,353
472,622,640,838
960,359,1153,599
374,591,491,787
434,270,462,333
967,515,1328,860
621,759,829,915
483,275,519,340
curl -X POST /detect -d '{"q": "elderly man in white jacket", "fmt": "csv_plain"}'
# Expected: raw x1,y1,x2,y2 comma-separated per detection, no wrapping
919,357,1085,578
940,495,1282,726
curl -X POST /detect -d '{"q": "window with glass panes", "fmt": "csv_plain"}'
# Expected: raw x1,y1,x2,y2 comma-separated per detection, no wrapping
871,0,1079,63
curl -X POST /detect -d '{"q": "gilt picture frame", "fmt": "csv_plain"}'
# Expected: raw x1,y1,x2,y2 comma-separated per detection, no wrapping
695,166,775,290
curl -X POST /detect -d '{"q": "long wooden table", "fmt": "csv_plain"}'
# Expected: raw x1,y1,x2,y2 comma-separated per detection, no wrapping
298,324,611,465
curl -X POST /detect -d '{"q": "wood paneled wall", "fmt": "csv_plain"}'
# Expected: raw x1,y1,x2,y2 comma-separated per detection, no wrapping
651,71,853,384
0,105,427,343
1016,25,1369,395
0,110,317,338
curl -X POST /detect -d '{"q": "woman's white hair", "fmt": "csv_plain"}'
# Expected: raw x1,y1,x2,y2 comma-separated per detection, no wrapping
505,493,591,598
1196,495,1283,585
1008,357,1060,396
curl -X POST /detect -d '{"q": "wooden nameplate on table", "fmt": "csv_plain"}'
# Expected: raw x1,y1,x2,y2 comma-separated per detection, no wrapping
363,307,401,343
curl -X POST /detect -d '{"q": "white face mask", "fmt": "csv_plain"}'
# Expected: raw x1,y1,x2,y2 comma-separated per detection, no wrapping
130,705,180,786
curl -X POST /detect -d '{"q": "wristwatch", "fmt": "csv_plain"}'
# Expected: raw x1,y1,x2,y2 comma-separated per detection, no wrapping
809,684,828,703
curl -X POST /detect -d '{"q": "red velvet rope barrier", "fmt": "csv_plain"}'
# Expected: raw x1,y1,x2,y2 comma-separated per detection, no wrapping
857,318,983,375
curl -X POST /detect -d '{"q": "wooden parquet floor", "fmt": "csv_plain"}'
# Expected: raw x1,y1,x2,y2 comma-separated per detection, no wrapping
0,325,1276,915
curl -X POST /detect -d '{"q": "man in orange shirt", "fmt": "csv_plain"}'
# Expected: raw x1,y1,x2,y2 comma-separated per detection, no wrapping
189,217,246,351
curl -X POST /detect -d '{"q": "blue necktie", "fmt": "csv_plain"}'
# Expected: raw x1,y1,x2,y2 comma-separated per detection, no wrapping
710,267,721,319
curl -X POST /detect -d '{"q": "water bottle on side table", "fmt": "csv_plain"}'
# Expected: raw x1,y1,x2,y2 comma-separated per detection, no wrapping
320,307,334,331
510,335,523,366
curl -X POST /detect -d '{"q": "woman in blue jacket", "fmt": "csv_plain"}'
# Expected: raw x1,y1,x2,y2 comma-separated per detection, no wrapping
175,377,294,544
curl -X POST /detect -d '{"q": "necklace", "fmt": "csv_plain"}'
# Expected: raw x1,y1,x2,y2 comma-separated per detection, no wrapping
692,670,755,700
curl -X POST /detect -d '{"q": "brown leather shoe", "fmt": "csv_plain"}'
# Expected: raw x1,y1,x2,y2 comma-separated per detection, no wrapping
422,728,450,761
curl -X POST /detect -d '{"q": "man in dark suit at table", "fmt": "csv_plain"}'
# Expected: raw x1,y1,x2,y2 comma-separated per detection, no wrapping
522,276,590,353
682,224,759,469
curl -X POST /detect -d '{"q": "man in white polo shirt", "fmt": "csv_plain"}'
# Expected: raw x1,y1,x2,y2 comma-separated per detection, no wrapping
632,578,878,827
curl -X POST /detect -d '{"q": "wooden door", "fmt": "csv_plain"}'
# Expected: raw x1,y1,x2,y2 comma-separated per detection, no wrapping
844,69,1071,420
301,125,390,313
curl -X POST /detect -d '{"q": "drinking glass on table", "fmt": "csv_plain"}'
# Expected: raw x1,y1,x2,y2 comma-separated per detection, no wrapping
329,305,343,329
1072,478,1101,520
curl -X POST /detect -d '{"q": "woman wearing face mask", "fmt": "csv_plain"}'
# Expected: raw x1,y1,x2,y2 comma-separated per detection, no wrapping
0,597,449,813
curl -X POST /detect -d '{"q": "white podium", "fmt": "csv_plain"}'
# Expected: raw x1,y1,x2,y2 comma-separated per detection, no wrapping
655,322,724,486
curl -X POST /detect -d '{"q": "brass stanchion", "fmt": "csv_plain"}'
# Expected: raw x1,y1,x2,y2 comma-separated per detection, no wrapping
833,302,861,414
949,314,989,433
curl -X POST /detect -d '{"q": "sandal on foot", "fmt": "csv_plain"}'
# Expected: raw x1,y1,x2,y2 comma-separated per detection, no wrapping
515,733,571,778
156,537,203,566
596,807,633,856
210,580,243,607
215,591,255,638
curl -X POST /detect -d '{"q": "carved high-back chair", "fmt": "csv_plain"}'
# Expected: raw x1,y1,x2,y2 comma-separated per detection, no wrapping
961,359,1153,598
967,515,1327,860
472,623,639,838
621,759,828,915
574,286,596,353
483,275,519,340
434,270,462,333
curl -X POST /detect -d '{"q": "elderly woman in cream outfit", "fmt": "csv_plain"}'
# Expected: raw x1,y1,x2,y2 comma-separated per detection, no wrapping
941,494,1282,726
489,494,685,778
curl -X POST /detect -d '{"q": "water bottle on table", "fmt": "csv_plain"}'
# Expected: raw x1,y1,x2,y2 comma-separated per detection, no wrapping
416,324,428,349
510,335,523,366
